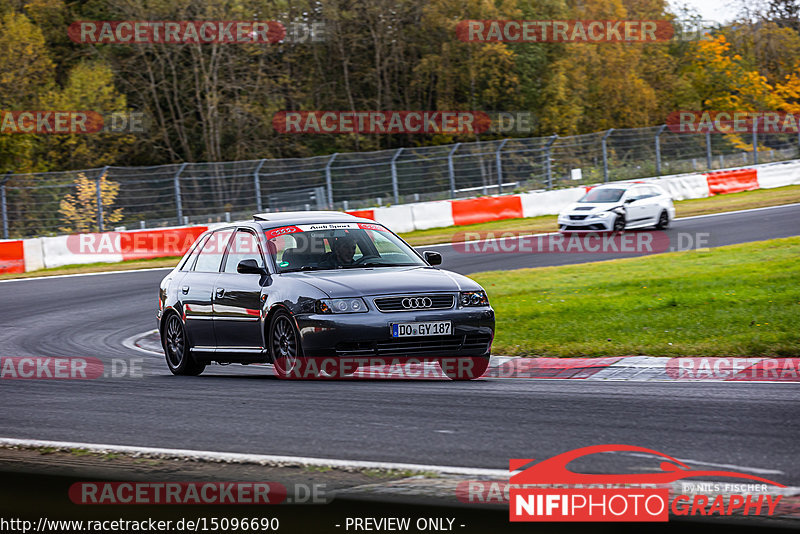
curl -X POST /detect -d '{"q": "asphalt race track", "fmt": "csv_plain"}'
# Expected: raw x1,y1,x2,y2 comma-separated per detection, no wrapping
1,205,799,485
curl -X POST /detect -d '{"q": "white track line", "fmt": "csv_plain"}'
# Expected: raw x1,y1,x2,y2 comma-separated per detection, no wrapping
0,437,508,477
121,329,162,356
0,267,172,284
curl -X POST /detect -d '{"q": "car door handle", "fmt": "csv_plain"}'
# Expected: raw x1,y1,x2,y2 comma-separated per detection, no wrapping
216,288,225,297
181,286,189,294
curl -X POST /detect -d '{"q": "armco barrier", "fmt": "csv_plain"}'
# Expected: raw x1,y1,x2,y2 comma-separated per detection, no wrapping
705,168,759,195
11,159,800,274
0,240,25,274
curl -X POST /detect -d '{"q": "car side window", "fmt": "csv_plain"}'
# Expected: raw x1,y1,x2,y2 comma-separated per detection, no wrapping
223,230,265,273
179,234,211,271
627,187,645,201
193,229,233,272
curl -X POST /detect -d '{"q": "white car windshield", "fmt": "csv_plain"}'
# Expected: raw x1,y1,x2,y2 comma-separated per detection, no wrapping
578,188,625,203
265,224,427,272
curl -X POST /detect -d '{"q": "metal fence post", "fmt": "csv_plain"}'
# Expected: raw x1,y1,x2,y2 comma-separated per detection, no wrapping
448,143,460,198
390,148,403,204
1,171,10,239
325,153,338,209
752,119,758,164
654,124,667,176
96,166,109,232
174,162,187,224
495,139,509,192
254,159,266,213
706,130,712,170
545,134,558,189
602,129,614,182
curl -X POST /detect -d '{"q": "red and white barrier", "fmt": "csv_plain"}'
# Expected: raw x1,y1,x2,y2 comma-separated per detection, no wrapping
5,159,799,274
0,240,25,274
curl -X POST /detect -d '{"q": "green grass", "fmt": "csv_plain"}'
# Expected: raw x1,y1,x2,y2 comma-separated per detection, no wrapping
471,237,800,357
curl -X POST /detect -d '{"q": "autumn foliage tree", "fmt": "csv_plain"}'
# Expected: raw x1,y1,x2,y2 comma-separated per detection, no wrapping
58,171,123,233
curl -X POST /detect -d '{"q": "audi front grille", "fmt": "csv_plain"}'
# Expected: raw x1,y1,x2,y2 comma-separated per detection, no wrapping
373,294,455,312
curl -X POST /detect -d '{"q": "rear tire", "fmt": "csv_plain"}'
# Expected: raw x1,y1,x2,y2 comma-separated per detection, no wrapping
439,357,490,380
162,313,205,376
656,210,670,229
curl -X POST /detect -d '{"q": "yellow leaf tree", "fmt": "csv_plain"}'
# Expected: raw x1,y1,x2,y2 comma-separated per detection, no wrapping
59,171,123,233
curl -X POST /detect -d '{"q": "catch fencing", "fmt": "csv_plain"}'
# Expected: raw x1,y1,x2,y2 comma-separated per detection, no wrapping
2,125,799,238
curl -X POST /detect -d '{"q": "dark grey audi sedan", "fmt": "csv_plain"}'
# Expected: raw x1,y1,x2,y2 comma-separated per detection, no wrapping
157,212,495,380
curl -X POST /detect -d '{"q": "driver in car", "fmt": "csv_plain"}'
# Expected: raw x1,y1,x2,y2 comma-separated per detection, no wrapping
321,234,357,267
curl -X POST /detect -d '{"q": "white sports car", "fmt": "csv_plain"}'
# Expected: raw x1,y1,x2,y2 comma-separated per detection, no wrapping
558,182,675,233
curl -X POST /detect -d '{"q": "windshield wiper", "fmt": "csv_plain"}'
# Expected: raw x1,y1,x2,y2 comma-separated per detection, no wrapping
343,262,418,268
280,265,329,273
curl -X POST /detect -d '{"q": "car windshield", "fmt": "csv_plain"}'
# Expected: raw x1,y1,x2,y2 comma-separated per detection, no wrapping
265,223,427,273
578,188,625,203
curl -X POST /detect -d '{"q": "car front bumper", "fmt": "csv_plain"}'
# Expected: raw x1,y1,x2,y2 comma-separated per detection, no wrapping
558,215,615,232
294,307,495,360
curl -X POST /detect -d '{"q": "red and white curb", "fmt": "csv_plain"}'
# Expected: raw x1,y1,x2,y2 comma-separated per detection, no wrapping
129,330,799,382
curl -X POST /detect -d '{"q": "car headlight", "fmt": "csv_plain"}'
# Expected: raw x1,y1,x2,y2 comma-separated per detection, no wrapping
315,298,369,314
460,291,489,307
589,212,612,219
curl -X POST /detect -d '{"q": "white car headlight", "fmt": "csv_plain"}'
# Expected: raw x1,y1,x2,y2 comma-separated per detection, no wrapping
589,212,612,219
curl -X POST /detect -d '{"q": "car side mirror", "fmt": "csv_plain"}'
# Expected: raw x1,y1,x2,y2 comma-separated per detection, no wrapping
423,251,442,266
237,259,267,275
624,198,635,204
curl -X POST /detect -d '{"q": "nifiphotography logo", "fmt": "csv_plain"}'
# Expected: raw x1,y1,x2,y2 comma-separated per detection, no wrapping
509,444,785,522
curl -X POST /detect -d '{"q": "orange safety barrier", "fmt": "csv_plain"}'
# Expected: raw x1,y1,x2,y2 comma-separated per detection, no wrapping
0,240,24,274
120,226,207,261
346,209,375,220
450,195,523,226
706,168,759,195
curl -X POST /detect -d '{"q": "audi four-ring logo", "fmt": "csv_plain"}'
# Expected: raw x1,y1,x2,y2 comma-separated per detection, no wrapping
402,297,433,309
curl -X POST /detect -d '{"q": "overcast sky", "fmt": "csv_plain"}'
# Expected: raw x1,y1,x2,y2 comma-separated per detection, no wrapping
671,0,743,23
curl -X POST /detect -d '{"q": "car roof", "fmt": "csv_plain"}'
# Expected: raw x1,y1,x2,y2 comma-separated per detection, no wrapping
592,181,661,190
250,211,376,229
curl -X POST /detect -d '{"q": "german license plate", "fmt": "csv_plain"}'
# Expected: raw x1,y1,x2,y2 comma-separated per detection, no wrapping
391,321,451,337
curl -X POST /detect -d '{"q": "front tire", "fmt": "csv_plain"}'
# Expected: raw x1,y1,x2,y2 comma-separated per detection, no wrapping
439,357,490,380
613,214,626,232
656,210,670,229
163,313,205,376
269,311,308,379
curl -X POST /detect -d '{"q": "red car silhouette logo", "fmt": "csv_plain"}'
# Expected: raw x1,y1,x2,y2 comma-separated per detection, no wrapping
510,444,785,487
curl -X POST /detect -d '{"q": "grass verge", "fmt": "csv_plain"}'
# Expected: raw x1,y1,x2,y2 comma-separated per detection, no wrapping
472,236,800,357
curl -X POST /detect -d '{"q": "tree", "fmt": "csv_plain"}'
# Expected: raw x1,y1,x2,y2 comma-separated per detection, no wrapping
59,171,123,233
